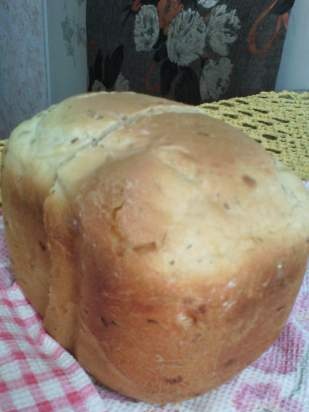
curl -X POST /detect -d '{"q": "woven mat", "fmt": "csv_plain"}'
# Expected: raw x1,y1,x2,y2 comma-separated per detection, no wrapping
200,91,309,181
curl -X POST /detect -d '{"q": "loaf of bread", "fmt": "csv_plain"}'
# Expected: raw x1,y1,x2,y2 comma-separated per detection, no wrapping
2,92,309,403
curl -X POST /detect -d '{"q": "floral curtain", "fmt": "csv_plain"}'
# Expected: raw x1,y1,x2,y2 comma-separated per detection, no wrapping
87,0,294,105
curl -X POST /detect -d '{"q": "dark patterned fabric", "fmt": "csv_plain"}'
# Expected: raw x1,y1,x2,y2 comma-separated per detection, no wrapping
87,0,293,104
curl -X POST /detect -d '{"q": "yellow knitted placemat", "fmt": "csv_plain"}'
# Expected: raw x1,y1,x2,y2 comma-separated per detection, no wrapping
200,91,309,180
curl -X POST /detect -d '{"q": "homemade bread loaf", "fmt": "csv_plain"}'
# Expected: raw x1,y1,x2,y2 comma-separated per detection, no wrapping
2,92,309,404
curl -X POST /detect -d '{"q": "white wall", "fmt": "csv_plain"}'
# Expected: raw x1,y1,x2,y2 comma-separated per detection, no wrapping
276,0,309,91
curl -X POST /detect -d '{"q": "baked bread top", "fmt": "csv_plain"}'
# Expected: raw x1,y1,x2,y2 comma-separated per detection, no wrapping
6,91,309,280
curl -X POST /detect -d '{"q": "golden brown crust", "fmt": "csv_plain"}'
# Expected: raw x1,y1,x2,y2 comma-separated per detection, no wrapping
2,92,309,403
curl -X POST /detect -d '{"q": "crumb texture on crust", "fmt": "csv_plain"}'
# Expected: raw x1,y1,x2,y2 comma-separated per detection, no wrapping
2,91,309,404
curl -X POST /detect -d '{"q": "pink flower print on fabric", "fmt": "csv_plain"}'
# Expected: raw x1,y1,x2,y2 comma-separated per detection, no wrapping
292,292,309,333
233,382,303,412
252,323,305,374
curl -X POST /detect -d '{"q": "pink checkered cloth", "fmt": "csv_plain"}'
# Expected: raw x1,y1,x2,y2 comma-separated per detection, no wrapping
0,183,308,412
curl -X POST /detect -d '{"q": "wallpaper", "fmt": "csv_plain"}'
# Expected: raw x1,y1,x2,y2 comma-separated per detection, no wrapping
61,0,87,63
0,0,48,138
0,0,87,139
47,0,87,104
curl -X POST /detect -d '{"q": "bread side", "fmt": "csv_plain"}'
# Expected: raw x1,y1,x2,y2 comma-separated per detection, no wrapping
1,92,194,346
70,111,309,402
2,92,309,403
